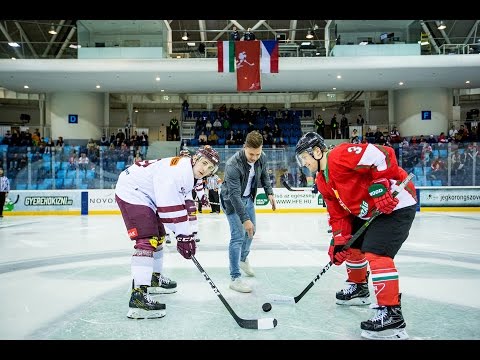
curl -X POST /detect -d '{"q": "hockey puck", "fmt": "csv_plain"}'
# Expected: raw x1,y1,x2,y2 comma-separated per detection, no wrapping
262,302,272,312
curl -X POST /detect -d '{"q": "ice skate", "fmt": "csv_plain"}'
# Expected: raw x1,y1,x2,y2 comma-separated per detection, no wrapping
336,282,371,305
148,272,177,294
127,285,166,319
360,304,408,340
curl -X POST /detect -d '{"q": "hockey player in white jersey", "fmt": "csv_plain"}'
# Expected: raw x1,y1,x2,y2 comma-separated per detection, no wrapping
115,145,220,319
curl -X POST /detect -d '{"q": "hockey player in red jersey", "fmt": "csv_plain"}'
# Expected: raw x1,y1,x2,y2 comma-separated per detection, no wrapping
115,145,220,319
295,132,416,340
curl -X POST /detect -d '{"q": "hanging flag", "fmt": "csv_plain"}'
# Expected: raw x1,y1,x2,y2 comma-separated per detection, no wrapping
217,41,235,73
235,40,261,92
260,40,279,73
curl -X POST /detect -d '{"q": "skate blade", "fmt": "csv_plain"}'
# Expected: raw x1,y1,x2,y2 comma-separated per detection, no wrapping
361,328,409,340
127,308,166,319
336,297,371,306
148,287,177,295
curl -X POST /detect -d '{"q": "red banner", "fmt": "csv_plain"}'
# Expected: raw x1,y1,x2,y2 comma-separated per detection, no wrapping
235,41,261,92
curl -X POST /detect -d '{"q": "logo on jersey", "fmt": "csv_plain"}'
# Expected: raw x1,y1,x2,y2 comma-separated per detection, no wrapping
127,228,138,238
179,187,188,196
359,200,369,218
170,157,181,166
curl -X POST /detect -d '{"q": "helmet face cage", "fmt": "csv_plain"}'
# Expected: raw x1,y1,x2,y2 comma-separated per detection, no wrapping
295,132,326,167
194,146,220,175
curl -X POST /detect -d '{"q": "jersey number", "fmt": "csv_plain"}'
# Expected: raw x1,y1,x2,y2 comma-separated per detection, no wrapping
347,146,362,154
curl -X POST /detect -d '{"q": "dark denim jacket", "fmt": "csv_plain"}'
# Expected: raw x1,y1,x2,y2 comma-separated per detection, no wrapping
220,149,273,223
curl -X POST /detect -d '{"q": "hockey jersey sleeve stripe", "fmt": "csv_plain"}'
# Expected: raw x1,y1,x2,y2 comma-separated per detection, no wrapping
157,204,186,212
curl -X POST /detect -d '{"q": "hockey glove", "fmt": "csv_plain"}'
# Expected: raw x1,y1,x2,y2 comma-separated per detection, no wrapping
176,234,196,259
328,234,352,266
200,194,210,207
368,178,399,214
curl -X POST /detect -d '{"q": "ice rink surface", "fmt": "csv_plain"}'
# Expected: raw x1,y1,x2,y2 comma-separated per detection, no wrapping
0,211,479,340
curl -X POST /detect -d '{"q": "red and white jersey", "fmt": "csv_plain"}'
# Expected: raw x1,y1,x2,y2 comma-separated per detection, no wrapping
115,157,195,236
316,143,417,227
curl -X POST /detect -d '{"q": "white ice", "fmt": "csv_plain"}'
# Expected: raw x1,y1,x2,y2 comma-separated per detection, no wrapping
0,211,479,340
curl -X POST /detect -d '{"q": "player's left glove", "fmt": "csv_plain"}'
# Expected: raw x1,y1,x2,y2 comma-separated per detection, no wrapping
368,178,399,214
328,234,352,266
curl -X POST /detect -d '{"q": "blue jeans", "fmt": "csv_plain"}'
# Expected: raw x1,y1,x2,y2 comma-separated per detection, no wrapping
222,196,256,280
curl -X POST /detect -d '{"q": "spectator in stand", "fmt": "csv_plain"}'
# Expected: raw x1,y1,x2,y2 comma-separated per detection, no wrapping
78,152,90,171
427,134,437,145
276,137,287,147
438,132,448,144
222,118,231,131
140,131,149,158
357,114,365,126
234,130,244,145
213,118,222,131
181,99,189,121
226,130,236,145
330,114,338,139
243,28,255,41
198,131,208,145
231,26,241,41
205,119,212,132
259,104,269,118
100,134,110,147
390,127,401,143
340,115,349,139
169,117,180,141
315,115,325,138
116,129,126,143
207,130,219,145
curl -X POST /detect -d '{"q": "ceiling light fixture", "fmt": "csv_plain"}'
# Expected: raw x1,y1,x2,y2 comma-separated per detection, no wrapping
182,31,189,41
306,30,314,39
437,21,446,30
48,24,57,35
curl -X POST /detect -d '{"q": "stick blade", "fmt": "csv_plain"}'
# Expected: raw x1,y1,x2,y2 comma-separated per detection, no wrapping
267,294,296,305
238,318,278,330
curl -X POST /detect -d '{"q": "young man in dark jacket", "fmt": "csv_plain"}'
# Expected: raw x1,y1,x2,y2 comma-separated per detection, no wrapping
220,131,277,293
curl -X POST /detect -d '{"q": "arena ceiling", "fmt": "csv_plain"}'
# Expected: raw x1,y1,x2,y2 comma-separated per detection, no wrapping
0,20,479,96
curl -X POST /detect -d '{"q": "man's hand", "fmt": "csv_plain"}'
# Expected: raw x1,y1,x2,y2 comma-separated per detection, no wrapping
176,234,196,259
243,219,255,239
268,194,277,211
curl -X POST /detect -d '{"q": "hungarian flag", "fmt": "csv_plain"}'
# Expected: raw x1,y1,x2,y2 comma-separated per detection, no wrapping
260,40,279,73
217,41,235,73
235,40,261,92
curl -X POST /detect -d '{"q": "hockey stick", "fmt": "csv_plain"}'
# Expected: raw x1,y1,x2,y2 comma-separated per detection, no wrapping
282,179,310,192
268,173,414,305
191,255,278,330
195,200,221,206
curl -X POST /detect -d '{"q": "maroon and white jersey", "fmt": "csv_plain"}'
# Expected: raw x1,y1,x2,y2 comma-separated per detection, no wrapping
115,157,195,236
316,143,417,226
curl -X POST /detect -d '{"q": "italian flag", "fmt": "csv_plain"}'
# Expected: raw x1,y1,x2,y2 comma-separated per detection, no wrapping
217,41,235,73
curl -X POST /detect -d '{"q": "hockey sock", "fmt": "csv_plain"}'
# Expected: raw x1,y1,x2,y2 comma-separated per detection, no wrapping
346,248,368,283
365,252,400,306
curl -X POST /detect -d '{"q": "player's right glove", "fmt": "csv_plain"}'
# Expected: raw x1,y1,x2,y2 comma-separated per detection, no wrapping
176,234,196,259
368,178,399,214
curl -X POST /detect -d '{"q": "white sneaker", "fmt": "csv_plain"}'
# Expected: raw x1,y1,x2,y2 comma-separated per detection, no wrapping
229,277,252,293
240,259,255,277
